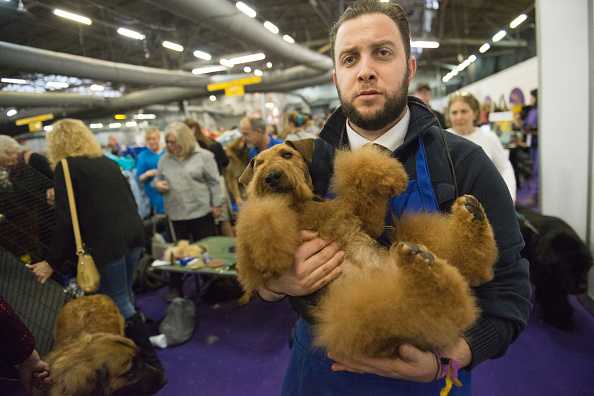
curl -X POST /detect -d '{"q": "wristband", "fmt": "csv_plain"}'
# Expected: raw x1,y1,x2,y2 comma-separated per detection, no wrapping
433,349,462,395
433,349,450,380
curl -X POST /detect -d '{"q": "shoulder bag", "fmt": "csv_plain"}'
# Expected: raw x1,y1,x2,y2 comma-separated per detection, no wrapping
61,158,100,294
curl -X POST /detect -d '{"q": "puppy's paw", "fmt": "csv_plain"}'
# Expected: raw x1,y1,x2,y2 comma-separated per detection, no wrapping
394,242,435,267
452,195,486,222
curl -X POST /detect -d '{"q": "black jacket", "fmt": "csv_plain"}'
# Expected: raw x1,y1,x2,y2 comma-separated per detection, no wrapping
47,156,145,272
298,97,532,370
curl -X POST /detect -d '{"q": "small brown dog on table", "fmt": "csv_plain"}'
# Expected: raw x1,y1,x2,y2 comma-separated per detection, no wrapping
36,294,167,396
236,139,498,358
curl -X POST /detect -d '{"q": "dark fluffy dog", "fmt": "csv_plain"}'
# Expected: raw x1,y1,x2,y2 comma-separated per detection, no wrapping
224,137,250,207
36,295,167,396
236,139,498,358
516,205,592,330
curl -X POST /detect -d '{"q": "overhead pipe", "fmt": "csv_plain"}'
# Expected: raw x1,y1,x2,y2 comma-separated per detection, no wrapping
0,41,209,88
0,91,105,108
147,0,334,72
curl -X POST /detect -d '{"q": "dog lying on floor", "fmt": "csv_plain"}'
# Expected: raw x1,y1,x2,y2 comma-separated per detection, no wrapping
236,139,498,358
516,205,593,331
36,294,167,396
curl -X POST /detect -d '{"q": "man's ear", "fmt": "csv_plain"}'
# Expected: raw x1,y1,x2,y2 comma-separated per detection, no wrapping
285,139,315,163
407,56,417,85
239,159,256,186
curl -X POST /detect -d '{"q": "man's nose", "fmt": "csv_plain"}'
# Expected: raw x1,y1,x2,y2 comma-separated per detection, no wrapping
357,56,376,82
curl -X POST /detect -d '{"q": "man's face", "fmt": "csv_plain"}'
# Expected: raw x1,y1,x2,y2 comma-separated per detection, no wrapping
333,13,416,134
415,90,432,105
239,118,260,147
147,133,161,152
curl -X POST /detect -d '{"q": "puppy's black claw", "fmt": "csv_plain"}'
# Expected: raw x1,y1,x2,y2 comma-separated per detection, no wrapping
463,196,485,221
419,251,435,263
403,242,421,253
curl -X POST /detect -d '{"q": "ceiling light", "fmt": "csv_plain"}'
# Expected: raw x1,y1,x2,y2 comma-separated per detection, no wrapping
244,66,251,73
254,69,263,76
53,9,92,25
283,35,295,44
229,53,265,64
510,14,527,29
479,43,490,53
109,123,121,128
134,114,156,120
1,78,26,84
193,50,212,60
44,125,53,132
220,59,234,67
468,55,477,62
266,62,272,68
209,95,217,101
117,28,145,40
451,69,459,76
46,82,69,88
442,75,449,83
264,21,279,34
192,65,228,74
6,109,17,117
90,123,103,128
492,30,507,42
126,121,137,127
162,41,184,52
411,41,439,48
90,84,104,91
236,2,256,18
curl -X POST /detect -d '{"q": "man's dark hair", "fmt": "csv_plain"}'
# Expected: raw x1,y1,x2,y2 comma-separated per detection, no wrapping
248,117,267,134
329,0,411,64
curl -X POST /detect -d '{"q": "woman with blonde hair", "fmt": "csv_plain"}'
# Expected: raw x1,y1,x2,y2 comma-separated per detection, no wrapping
28,118,166,377
447,92,517,202
153,122,224,300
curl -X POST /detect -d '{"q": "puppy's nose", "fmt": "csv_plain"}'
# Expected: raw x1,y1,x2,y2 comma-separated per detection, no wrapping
265,172,282,187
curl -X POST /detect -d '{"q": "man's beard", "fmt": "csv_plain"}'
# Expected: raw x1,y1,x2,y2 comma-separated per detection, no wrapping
338,69,409,132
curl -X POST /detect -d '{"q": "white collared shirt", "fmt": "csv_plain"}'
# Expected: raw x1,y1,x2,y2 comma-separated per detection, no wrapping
346,107,411,152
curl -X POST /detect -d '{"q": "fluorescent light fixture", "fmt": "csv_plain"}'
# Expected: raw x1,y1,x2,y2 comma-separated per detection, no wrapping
244,66,251,73
162,41,183,52
264,21,279,34
109,123,121,128
451,69,459,76
220,59,234,67
6,109,17,117
90,123,103,128
492,30,507,42
283,35,295,44
265,102,274,108
209,95,217,101
193,50,212,60
44,125,53,132
46,82,69,88
442,76,449,83
90,84,104,91
117,28,145,40
126,121,137,127
53,9,92,25
510,14,527,29
468,55,477,62
479,43,490,53
266,62,272,68
1,78,26,84
236,2,256,18
411,41,439,48
254,69,263,76
192,65,228,74
134,114,156,120
229,53,265,65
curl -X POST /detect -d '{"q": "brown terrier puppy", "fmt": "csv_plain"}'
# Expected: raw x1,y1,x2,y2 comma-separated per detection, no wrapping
236,139,497,358
37,295,167,396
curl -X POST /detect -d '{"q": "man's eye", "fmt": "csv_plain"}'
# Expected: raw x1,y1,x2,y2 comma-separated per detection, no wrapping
343,56,355,64
282,152,293,159
378,49,390,56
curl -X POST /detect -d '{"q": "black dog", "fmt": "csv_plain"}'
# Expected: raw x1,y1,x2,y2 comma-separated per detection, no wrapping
516,205,592,330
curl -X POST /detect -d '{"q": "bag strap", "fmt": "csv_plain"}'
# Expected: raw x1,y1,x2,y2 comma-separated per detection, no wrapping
61,158,84,255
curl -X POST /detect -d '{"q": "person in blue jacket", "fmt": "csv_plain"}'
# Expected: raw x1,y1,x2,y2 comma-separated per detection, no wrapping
253,1,532,395
136,127,165,214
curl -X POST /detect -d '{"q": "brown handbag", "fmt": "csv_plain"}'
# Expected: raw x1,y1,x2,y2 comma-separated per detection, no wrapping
61,158,100,294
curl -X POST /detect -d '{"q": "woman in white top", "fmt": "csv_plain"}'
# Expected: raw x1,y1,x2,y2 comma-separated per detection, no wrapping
447,92,517,202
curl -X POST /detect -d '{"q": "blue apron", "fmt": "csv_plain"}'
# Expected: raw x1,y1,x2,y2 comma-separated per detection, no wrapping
282,137,471,395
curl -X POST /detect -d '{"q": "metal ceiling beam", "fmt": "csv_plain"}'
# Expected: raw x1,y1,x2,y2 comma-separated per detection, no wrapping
0,91,106,107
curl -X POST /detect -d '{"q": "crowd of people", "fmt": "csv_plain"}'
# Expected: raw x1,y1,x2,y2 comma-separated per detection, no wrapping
0,2,539,394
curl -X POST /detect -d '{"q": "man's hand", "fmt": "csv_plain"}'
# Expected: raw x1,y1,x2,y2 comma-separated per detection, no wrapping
18,349,52,394
154,180,170,194
262,230,344,299
26,261,54,284
212,206,223,219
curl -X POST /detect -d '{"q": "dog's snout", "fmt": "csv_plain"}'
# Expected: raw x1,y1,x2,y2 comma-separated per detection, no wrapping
265,171,282,187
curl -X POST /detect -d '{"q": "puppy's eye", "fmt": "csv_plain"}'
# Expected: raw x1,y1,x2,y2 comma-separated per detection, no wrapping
282,152,293,159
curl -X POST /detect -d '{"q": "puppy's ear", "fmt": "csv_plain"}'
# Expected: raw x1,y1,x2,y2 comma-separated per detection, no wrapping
239,158,256,186
285,139,315,163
